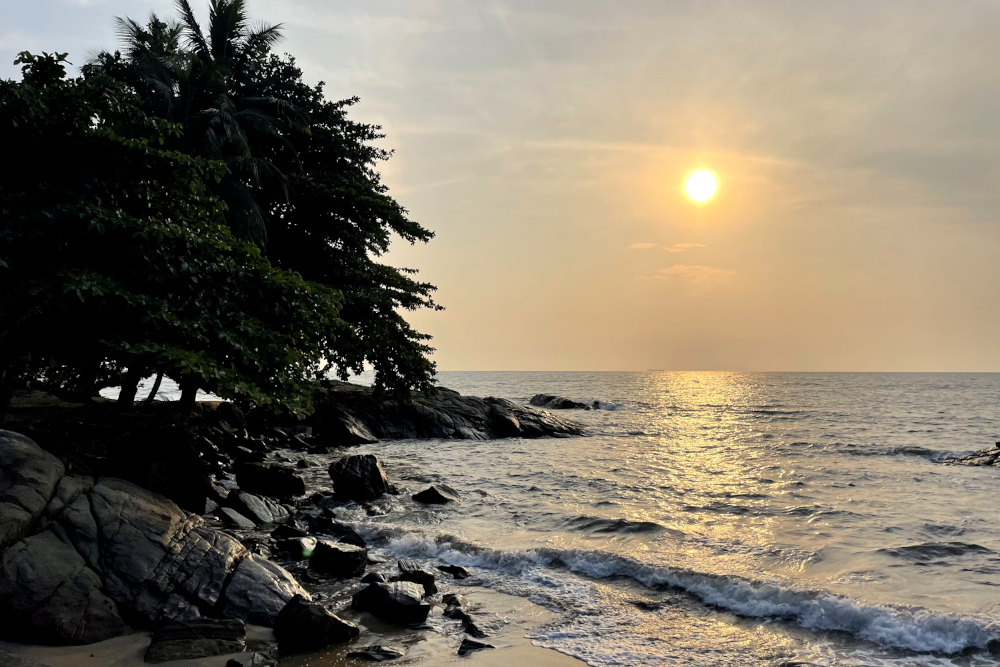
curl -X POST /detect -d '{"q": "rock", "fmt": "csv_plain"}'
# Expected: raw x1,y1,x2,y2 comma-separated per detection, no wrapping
361,572,385,583
314,406,379,447
395,560,437,595
411,485,460,504
328,455,396,502
226,660,245,667
463,616,489,639
0,529,126,644
0,429,65,551
458,638,495,656
270,521,308,540
442,593,467,610
273,594,359,652
310,382,584,440
235,463,306,499
528,394,591,410
221,554,310,626
274,537,316,559
306,516,367,547
144,618,246,663
296,458,314,468
216,507,256,530
309,540,367,578
226,492,291,525
351,581,430,625
347,645,406,662
437,564,470,579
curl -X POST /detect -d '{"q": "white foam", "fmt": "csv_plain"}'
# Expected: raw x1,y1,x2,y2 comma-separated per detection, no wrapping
377,530,998,655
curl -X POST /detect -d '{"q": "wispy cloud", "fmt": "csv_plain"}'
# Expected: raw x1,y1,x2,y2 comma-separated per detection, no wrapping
663,242,707,253
628,242,658,249
655,264,735,284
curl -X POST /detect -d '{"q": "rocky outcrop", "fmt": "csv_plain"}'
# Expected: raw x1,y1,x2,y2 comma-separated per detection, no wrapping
0,430,309,645
944,442,1000,467
309,382,585,442
309,541,368,578
273,594,359,652
328,454,396,502
235,463,306,499
351,581,430,625
529,394,593,410
395,560,437,596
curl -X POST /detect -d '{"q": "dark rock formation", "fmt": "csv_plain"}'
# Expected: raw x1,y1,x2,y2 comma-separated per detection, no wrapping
328,455,396,502
438,564,470,579
273,594,359,652
351,581,430,625
275,537,316,560
944,442,1000,468
361,572,385,583
314,407,379,448
226,492,291,525
235,463,306,499
412,484,460,504
529,394,592,410
216,507,256,530
395,560,437,596
347,645,406,662
306,516,367,547
309,540,368,578
458,638,495,656
0,431,309,645
309,382,585,441
144,618,246,663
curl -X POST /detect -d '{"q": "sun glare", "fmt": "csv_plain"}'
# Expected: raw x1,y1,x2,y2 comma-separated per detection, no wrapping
686,170,717,202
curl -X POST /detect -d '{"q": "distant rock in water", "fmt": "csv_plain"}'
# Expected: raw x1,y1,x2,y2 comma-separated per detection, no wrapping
412,484,460,504
309,381,585,441
0,430,309,646
943,442,1000,468
529,394,593,410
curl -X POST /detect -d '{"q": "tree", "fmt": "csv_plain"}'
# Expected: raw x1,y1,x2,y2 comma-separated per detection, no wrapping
92,2,442,397
0,52,344,418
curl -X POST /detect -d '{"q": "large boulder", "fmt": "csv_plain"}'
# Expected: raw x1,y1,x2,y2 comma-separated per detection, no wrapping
144,618,246,663
221,554,310,626
0,429,65,550
328,455,395,502
235,463,306,499
0,529,126,644
314,406,378,447
225,492,291,525
0,433,312,646
309,540,367,578
351,581,430,625
274,594,359,652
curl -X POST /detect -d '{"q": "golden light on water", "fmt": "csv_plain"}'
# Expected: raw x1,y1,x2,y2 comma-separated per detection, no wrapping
685,170,717,202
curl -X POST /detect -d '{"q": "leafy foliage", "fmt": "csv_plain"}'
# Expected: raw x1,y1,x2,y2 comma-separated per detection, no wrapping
0,53,343,416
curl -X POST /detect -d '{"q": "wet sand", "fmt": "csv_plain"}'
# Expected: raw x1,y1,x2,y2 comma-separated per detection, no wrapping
0,590,586,667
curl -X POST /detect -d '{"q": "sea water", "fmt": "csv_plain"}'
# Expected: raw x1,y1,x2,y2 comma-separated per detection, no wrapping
146,371,1000,665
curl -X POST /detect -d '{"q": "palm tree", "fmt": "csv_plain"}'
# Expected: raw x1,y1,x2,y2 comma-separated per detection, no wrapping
100,0,306,247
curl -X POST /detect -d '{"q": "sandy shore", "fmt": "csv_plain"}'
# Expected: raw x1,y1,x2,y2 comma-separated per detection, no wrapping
0,590,586,667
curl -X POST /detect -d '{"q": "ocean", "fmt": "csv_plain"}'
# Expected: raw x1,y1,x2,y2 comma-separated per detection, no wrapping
127,371,1000,665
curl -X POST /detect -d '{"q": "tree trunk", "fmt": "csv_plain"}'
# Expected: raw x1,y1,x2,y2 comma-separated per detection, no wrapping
0,365,18,423
117,368,143,410
143,372,164,405
179,377,199,413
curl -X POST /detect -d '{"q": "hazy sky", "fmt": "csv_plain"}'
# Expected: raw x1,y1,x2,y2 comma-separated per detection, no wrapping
4,1,998,371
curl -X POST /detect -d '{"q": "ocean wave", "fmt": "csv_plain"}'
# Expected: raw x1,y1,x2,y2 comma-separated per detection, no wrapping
877,542,995,562
377,531,998,654
561,515,669,535
837,445,971,462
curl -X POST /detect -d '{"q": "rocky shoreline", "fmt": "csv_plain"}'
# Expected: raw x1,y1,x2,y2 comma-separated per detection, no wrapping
0,385,586,665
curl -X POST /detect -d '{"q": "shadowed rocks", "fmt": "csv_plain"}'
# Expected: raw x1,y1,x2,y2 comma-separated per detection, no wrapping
352,581,430,625
412,484,460,504
274,594,359,652
328,455,396,502
144,618,246,663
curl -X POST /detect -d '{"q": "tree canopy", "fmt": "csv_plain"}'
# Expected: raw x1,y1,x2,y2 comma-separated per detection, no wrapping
1,0,440,415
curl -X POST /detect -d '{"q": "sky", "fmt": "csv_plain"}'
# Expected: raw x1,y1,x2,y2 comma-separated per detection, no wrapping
3,0,998,371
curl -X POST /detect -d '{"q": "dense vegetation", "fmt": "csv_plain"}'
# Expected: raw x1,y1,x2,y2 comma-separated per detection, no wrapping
0,0,440,417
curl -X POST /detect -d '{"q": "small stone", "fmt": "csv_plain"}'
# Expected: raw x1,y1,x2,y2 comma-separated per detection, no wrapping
438,564,470,579
458,638,495,656
396,559,437,595
346,644,406,662
463,616,489,638
296,458,315,468
411,484,460,504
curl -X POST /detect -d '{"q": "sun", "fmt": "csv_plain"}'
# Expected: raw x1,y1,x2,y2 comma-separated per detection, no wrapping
685,170,717,202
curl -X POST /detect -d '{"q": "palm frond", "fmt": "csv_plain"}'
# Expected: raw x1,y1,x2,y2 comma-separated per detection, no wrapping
176,0,210,56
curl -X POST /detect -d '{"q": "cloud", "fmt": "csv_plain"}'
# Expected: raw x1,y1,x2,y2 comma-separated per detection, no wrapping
663,242,707,252
656,264,735,284
628,242,658,249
